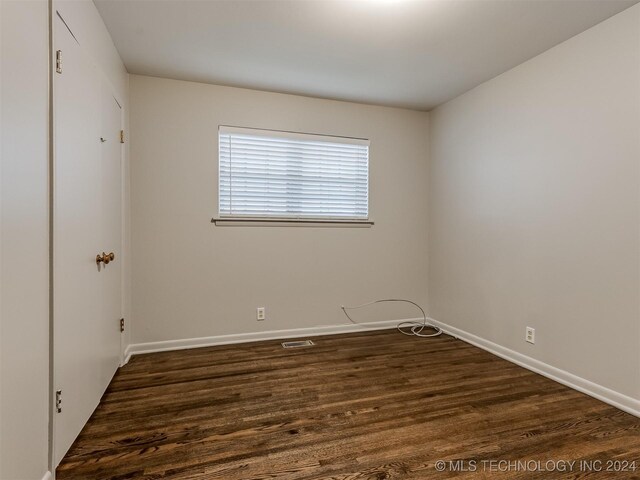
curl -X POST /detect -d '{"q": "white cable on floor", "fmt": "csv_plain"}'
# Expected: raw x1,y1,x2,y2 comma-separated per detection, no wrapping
340,299,442,338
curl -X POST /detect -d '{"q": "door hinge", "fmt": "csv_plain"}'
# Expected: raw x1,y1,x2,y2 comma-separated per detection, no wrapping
120,130,125,144
56,50,62,74
120,318,125,333
55,390,62,413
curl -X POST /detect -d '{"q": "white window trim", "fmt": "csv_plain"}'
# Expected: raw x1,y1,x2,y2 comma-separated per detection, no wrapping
211,217,374,227
216,125,372,226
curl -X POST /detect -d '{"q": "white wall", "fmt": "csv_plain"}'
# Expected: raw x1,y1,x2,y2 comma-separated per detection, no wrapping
130,75,430,345
429,4,640,404
0,1,50,478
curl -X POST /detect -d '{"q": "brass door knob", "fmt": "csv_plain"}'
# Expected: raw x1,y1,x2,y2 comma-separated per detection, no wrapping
96,252,115,265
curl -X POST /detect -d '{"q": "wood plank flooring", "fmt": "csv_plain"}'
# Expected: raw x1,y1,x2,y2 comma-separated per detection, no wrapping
56,330,640,479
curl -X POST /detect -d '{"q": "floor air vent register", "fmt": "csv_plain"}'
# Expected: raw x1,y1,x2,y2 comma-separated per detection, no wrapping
281,340,315,348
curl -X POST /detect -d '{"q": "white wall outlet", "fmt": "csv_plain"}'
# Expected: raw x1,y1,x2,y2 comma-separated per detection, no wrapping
256,307,266,321
526,326,535,344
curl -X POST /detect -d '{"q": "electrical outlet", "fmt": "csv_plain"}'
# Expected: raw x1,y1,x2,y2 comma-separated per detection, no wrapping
256,307,266,321
526,327,535,344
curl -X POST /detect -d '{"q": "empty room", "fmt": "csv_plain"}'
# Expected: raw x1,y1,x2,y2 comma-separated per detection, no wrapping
2,0,640,478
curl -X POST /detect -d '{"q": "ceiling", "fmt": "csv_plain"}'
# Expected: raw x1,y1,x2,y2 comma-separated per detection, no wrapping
94,0,638,111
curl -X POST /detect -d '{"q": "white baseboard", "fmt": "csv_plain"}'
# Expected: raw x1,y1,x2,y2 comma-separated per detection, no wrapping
123,318,412,364
429,318,640,418
42,471,52,480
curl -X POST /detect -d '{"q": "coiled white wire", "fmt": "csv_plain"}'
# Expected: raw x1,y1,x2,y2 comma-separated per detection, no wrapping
340,299,442,338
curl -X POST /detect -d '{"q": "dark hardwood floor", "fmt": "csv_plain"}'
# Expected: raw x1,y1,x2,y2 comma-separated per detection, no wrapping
57,330,640,479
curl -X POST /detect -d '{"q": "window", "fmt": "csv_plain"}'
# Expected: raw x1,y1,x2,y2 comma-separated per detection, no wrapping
218,126,369,222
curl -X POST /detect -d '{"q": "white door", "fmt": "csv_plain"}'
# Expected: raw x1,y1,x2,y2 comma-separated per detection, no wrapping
100,84,124,375
53,13,122,466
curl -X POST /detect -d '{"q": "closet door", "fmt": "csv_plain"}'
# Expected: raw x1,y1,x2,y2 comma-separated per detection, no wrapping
100,84,124,379
53,13,122,465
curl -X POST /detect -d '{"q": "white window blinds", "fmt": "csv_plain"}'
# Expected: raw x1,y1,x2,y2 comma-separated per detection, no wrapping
219,126,369,220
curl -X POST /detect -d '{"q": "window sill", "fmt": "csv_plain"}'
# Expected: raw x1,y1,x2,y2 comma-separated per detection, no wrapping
211,218,374,228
